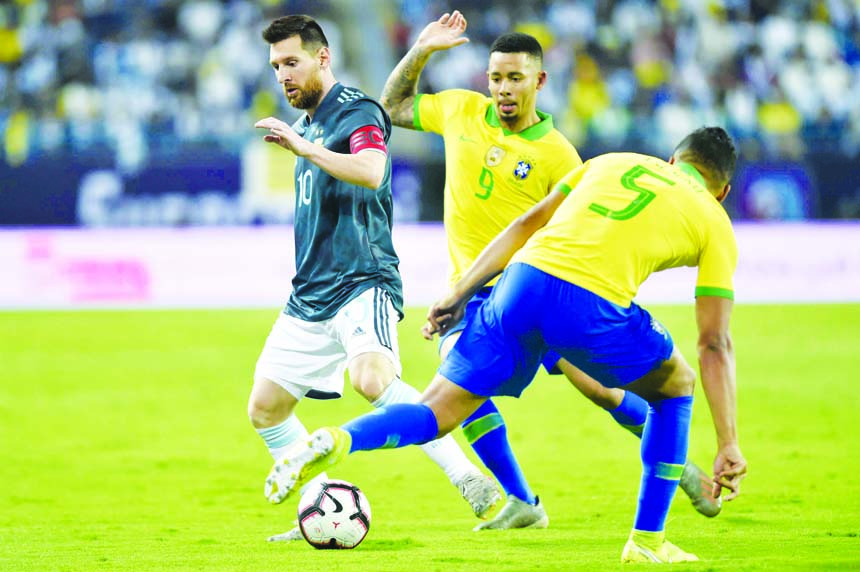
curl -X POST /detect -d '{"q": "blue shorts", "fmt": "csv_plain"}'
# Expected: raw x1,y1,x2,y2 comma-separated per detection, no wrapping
440,263,674,397
440,287,562,374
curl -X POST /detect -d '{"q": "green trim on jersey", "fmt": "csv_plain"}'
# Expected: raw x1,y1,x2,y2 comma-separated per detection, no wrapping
556,182,574,195
695,286,735,300
676,161,707,189
484,105,555,140
413,94,425,131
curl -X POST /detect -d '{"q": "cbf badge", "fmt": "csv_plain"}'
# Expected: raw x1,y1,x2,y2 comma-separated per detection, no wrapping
514,160,533,180
485,146,506,167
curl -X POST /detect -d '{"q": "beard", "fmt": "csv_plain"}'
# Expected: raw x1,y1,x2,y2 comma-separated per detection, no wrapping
286,71,324,110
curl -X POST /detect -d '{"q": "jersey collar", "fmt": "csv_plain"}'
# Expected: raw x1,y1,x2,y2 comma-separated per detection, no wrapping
485,105,554,141
304,83,344,124
675,161,708,189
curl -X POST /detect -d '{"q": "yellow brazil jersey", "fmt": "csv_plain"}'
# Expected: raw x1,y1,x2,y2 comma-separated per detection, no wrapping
512,153,737,307
414,89,582,286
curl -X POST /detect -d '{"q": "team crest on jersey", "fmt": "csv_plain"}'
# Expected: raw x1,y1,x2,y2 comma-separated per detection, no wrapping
310,126,325,146
514,160,533,180
484,146,506,167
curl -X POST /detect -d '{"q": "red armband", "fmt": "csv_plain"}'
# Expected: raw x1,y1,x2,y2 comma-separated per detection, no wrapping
349,125,387,154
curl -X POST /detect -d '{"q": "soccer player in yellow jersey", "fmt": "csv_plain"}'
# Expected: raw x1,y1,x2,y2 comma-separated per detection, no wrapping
265,127,748,563
378,11,718,528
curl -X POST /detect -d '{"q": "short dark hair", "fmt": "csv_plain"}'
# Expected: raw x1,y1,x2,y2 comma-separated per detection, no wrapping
673,126,737,189
489,32,543,64
262,15,328,51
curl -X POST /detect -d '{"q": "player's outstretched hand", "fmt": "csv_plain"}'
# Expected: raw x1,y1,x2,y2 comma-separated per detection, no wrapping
712,443,747,501
255,116,310,156
415,10,469,54
422,291,467,340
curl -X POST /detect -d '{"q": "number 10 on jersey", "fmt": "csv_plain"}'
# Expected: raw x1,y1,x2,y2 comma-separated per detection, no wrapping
297,170,313,207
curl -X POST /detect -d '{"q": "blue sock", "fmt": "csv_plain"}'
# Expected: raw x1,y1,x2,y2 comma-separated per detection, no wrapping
461,400,537,505
633,395,693,532
606,390,648,437
343,403,438,453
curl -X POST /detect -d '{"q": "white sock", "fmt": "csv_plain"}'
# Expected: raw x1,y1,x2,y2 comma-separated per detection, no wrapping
256,414,329,496
372,378,478,484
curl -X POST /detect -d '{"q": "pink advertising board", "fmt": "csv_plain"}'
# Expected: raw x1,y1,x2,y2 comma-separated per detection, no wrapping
0,223,857,309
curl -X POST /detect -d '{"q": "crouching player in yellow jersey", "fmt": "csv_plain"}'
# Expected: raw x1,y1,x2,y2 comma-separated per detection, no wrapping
264,126,749,563
379,10,720,528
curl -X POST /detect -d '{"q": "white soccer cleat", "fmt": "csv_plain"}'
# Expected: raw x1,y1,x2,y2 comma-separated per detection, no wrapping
264,427,351,504
473,494,549,530
456,473,502,519
267,525,303,542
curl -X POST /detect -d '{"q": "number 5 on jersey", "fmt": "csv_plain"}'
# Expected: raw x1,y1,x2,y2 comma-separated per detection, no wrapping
589,165,675,220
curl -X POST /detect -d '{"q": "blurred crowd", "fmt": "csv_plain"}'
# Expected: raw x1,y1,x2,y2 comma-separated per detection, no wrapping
2,0,860,171
396,0,860,160
0,0,344,171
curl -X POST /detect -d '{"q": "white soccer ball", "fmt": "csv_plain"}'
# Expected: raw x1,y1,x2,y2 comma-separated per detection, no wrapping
297,479,371,549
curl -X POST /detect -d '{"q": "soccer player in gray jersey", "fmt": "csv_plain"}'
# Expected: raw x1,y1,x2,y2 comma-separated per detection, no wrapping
248,15,500,542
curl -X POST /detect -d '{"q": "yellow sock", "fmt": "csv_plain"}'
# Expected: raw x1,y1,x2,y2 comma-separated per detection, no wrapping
630,529,665,551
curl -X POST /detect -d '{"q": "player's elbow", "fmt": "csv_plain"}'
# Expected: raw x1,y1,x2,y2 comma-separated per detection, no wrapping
512,209,545,235
356,153,387,189
359,171,384,190
697,331,733,356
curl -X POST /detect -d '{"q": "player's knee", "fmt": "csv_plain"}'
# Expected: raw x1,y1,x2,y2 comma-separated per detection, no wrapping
248,399,277,428
665,361,696,398
247,385,291,428
349,356,396,401
349,367,387,401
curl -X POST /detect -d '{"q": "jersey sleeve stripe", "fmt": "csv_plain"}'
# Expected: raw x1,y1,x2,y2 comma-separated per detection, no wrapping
555,182,574,195
695,286,734,300
413,94,425,131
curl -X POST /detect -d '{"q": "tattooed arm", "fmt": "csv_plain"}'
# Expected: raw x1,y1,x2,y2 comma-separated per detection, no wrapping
380,10,469,128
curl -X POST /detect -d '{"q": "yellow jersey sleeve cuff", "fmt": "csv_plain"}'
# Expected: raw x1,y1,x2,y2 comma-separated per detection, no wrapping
695,286,734,300
413,94,424,131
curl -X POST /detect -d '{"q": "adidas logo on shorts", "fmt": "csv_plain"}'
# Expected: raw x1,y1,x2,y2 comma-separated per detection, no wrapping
352,326,366,337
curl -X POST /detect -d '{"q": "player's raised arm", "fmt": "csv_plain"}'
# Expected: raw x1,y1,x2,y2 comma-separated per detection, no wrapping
256,117,388,190
380,10,469,127
695,295,747,501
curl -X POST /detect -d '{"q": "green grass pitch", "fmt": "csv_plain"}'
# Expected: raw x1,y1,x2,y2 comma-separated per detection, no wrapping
1,305,858,571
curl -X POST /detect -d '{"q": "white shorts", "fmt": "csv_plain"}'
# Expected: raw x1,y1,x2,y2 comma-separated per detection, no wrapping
255,286,402,400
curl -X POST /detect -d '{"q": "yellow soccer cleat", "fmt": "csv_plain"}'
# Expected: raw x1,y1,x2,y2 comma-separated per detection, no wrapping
621,531,699,564
264,427,352,504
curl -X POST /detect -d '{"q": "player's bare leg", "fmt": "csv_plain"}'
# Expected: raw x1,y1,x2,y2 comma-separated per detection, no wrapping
350,353,500,519
265,373,489,503
248,377,330,541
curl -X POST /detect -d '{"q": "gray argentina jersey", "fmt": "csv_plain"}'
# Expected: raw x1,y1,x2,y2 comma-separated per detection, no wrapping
286,83,404,322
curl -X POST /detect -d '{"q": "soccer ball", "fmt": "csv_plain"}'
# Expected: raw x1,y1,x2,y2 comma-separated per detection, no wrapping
297,479,371,549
